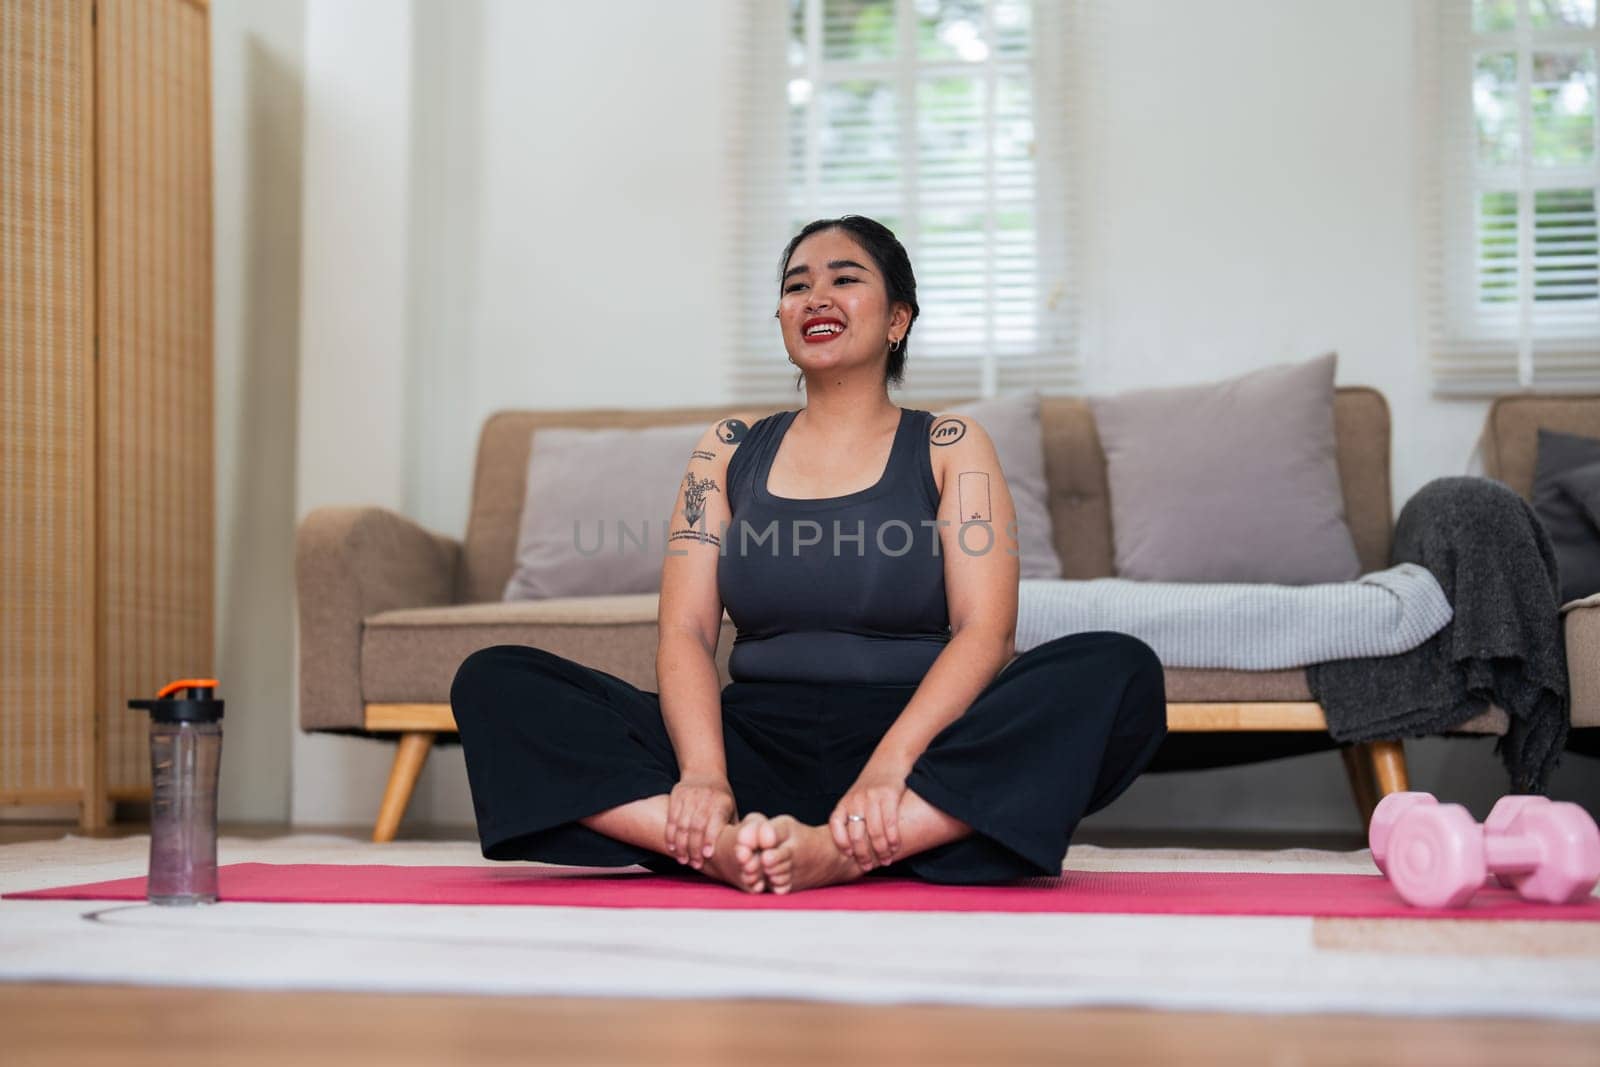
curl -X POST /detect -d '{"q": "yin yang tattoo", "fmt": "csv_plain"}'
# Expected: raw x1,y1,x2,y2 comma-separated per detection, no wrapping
715,418,749,445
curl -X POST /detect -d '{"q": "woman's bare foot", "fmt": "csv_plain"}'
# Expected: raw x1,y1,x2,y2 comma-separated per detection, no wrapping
754,815,866,894
734,813,766,874
696,813,768,893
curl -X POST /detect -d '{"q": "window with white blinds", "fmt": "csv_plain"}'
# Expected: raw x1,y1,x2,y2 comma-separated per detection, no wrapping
727,0,1087,402
1424,0,1600,392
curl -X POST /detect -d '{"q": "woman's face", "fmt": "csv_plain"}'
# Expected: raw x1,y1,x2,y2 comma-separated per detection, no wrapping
777,229,909,378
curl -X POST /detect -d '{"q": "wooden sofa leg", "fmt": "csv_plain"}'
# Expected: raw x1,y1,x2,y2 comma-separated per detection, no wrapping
1339,744,1381,826
1368,739,1410,796
374,731,436,843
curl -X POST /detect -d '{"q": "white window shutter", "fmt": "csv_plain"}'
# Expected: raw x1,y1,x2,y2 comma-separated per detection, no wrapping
727,1,798,403
1424,0,1600,394
727,0,1089,403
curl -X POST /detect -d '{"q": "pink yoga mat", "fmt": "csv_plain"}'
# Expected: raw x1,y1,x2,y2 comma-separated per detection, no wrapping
8,863,1600,920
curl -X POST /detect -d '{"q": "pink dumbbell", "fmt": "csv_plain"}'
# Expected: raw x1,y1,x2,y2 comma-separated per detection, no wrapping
1370,793,1548,881
1483,795,1553,889
1367,791,1600,909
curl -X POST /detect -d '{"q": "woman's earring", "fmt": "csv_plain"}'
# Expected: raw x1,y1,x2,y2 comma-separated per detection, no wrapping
888,337,902,353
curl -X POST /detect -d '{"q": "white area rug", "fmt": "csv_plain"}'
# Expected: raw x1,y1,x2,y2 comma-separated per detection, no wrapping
2,834,1598,1019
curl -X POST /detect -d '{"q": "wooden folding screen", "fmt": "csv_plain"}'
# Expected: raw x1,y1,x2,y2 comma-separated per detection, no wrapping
0,0,213,826
0,0,97,817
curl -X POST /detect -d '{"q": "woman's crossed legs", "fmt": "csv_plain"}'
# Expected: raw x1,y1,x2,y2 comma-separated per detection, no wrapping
450,632,1165,894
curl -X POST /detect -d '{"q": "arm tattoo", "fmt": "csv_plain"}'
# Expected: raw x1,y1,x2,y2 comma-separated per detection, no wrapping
929,416,967,446
669,529,722,548
958,471,992,524
715,418,749,445
681,472,720,528
689,449,717,462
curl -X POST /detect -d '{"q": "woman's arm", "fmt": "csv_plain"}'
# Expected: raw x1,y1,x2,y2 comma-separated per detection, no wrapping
655,413,755,864
871,412,1019,770
833,413,1019,863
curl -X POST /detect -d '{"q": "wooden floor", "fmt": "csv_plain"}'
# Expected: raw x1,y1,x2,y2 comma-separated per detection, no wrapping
5,819,1598,1066
5,984,1599,1067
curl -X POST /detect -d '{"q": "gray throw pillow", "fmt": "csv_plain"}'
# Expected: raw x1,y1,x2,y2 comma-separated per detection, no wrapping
1089,352,1361,584
1532,428,1600,604
946,393,1063,579
503,422,707,600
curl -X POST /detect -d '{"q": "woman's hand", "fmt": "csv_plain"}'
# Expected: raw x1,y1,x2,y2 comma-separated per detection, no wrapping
665,774,737,869
829,766,909,870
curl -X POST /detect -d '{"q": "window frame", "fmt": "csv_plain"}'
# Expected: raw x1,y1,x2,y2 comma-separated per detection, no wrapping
727,0,1086,402
1426,0,1600,394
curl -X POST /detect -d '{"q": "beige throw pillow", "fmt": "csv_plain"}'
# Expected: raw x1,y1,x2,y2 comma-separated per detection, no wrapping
946,393,1063,579
1089,353,1361,584
503,422,706,600
502,393,1064,599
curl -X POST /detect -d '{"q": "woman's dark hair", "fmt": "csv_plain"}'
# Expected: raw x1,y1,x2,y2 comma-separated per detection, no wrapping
778,215,919,388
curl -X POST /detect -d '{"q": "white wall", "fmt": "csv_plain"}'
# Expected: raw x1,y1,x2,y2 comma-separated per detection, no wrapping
212,0,305,822
1081,0,1488,506
406,0,738,536
288,0,420,826
267,0,1597,834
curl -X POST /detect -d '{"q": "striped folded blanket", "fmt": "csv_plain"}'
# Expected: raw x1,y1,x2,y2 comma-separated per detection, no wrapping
1015,563,1453,670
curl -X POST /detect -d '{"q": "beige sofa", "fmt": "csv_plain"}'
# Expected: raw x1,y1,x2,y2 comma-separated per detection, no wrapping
295,390,1503,842
1478,394,1600,753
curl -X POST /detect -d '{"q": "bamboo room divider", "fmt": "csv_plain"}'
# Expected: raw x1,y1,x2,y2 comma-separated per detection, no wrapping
1,0,213,827
0,0,96,818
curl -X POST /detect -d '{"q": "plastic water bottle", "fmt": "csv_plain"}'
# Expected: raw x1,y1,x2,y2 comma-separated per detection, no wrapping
128,679,224,905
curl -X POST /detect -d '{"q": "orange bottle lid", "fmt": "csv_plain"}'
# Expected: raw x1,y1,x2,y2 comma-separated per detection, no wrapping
156,678,219,699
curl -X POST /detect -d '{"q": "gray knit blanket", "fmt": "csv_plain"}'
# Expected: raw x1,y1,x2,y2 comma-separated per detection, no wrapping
1308,477,1570,793
1015,564,1452,670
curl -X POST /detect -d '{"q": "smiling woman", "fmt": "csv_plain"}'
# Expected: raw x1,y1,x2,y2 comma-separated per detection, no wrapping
774,216,920,390
449,214,1168,901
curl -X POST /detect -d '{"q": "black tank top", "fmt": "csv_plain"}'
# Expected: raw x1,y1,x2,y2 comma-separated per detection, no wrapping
718,406,951,685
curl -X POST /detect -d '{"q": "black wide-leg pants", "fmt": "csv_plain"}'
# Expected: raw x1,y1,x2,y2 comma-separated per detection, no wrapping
450,632,1167,885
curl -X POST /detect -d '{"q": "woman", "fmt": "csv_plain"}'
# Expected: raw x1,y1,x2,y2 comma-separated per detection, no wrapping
451,216,1167,893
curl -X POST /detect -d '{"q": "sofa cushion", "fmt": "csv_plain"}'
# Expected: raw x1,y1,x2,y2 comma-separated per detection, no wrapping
1036,389,1386,578
369,598,1312,706
947,393,1062,579
1164,667,1310,702
1532,429,1600,603
498,397,1064,593
1459,706,1511,734
362,596,735,703
360,602,1510,734
503,421,707,600
1089,353,1363,584
462,406,769,604
1564,593,1600,728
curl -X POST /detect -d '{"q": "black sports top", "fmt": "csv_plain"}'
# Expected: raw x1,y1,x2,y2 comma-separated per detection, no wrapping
718,407,951,685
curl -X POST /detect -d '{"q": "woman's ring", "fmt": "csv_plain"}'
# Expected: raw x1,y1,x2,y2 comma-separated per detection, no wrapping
847,813,865,823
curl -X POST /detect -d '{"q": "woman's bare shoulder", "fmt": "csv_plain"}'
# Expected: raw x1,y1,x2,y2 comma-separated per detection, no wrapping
709,411,765,448
684,410,767,472
924,410,1000,457
924,410,1005,488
